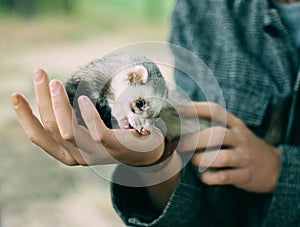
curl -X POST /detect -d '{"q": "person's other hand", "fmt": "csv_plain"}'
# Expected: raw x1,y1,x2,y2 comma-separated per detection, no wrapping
177,102,281,193
11,69,164,166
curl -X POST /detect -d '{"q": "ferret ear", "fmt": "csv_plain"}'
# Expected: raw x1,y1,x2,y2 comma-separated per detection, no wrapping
127,65,148,84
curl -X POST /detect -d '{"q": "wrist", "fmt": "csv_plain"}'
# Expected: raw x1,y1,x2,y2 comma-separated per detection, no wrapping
270,147,282,192
143,152,182,211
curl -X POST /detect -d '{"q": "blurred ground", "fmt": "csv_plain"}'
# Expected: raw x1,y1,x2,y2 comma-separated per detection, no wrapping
0,1,173,226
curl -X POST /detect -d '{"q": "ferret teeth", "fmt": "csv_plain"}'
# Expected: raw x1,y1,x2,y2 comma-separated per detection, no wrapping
140,128,151,135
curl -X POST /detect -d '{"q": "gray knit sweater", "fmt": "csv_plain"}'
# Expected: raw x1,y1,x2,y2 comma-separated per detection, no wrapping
111,0,300,226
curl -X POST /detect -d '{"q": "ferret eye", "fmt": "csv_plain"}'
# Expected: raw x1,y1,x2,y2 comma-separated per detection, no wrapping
135,98,145,111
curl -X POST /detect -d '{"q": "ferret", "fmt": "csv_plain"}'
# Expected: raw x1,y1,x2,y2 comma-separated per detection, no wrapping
65,51,210,141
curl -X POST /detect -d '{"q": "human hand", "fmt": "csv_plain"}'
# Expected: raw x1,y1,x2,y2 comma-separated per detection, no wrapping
177,102,281,193
11,69,165,166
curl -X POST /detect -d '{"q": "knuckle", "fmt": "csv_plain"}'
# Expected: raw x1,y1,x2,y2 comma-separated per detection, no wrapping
200,173,211,185
209,126,226,144
237,134,248,148
210,102,221,114
219,152,229,166
94,133,104,143
94,131,111,145
62,159,77,166
191,155,201,167
219,126,228,140
236,118,246,129
43,122,59,135
61,153,77,166
241,152,250,165
191,154,198,164
243,169,251,183
61,131,75,141
27,132,38,144
77,159,87,166
224,128,233,143
43,119,55,127
217,171,228,184
215,125,225,131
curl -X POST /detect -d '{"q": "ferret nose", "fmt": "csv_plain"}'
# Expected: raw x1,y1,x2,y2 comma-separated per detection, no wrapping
135,98,145,111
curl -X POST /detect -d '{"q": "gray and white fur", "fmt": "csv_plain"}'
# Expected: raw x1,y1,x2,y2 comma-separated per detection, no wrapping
65,52,210,141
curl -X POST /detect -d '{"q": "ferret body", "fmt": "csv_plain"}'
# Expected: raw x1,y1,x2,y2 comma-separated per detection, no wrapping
65,52,210,141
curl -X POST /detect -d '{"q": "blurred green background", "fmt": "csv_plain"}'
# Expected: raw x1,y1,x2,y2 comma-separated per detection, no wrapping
0,0,174,226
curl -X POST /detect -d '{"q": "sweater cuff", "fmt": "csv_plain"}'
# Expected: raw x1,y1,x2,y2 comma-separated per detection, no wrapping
111,163,203,226
265,145,300,225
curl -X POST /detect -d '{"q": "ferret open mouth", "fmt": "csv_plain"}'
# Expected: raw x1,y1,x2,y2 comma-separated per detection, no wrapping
120,119,150,135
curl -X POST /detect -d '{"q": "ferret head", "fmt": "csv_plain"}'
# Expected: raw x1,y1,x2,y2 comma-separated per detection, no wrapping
108,63,168,135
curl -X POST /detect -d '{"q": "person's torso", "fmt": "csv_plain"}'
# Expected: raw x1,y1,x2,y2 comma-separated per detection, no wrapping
170,0,300,145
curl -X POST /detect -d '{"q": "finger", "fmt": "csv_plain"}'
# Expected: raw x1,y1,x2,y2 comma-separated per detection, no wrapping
177,102,242,128
191,149,242,169
50,80,76,142
77,95,110,142
49,80,95,165
33,69,59,133
78,96,122,160
200,168,250,187
177,126,237,152
11,92,77,165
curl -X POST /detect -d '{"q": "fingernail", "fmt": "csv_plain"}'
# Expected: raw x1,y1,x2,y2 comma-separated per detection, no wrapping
78,96,90,108
78,96,93,119
33,69,44,84
11,93,21,109
50,80,60,96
